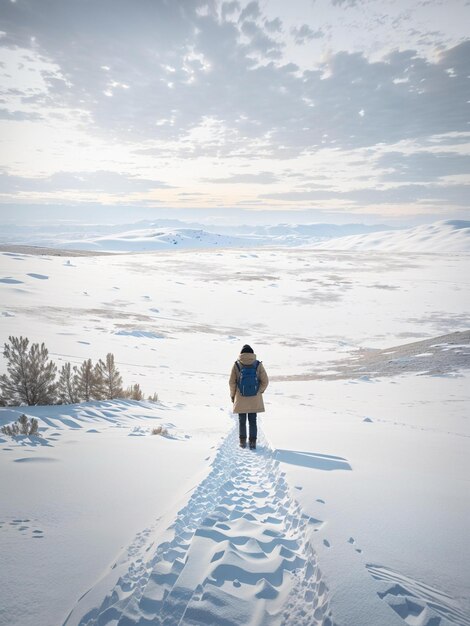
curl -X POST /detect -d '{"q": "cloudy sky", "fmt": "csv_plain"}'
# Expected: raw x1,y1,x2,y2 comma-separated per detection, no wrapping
0,0,469,225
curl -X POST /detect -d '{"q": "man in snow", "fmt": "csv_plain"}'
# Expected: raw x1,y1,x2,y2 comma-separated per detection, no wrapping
229,344,269,450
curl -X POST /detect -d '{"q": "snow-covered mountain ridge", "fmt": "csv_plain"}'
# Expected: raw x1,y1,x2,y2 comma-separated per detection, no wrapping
309,219,470,252
2,219,468,253
0,219,397,252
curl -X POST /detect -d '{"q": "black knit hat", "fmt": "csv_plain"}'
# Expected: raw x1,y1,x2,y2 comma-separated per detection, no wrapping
241,344,254,354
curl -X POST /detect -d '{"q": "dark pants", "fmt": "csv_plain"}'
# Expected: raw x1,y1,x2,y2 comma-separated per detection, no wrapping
238,413,257,440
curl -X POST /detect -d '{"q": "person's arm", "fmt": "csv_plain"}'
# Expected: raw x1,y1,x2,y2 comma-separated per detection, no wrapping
229,363,237,401
258,363,269,394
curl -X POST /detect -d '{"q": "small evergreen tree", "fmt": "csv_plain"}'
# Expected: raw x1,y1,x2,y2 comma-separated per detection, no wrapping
0,336,57,405
74,358,95,402
57,362,79,404
96,353,123,399
92,362,106,400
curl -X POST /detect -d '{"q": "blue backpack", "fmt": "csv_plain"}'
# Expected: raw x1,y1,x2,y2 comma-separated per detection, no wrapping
235,360,260,397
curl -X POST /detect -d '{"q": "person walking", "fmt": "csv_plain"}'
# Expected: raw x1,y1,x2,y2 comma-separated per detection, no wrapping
229,344,269,450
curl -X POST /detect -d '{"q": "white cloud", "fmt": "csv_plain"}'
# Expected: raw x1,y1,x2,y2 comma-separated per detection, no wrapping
0,0,468,220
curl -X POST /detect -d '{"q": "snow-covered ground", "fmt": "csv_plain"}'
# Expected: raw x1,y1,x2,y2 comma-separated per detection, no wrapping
0,401,231,626
0,235,469,625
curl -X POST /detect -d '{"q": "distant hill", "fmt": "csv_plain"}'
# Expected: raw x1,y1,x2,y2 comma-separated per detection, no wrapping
61,227,259,251
57,222,398,252
308,220,470,253
0,219,397,252
7,218,468,253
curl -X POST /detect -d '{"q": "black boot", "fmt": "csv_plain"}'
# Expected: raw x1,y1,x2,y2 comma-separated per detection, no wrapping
249,438,256,450
239,437,247,449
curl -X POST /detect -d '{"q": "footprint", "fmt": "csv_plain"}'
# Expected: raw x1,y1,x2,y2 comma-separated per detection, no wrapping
0,277,24,284
348,537,363,553
323,539,331,548
62,425,334,626
27,273,49,280
316,499,325,504
211,550,224,563
367,563,462,626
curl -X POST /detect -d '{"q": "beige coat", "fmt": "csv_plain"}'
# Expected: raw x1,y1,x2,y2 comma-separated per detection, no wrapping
229,352,269,414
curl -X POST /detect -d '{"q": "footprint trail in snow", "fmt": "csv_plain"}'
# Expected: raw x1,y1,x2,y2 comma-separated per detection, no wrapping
69,422,333,626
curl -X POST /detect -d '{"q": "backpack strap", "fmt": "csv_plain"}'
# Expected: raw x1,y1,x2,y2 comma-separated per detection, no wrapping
235,361,241,372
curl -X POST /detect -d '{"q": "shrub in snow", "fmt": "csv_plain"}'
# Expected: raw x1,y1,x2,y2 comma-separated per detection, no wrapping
0,336,57,405
151,425,167,436
148,392,159,402
1,413,39,436
123,383,144,400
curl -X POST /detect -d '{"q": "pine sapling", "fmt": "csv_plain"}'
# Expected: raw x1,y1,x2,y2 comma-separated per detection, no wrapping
0,336,57,405
57,362,79,404
74,359,95,402
18,413,29,434
29,417,39,435
96,353,123,399
92,362,106,400
1,414,40,436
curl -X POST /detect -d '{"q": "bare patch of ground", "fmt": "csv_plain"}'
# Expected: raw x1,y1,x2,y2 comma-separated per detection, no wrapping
272,330,470,381
406,312,470,333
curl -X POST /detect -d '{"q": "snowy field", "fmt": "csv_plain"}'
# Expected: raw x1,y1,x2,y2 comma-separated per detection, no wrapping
1,237,469,625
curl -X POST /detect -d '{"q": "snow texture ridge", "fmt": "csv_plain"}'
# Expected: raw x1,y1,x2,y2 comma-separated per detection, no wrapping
65,421,333,626
367,563,470,626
